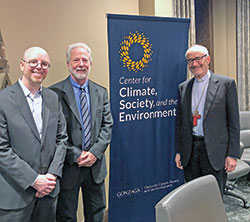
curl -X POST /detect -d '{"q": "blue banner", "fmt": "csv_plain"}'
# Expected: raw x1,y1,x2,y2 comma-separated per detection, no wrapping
107,14,190,222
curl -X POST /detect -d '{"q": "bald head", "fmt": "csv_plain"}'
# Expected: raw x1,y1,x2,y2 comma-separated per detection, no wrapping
23,47,50,63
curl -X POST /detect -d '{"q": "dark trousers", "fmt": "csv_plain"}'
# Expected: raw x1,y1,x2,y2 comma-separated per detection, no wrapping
56,167,106,222
0,195,57,222
184,140,227,196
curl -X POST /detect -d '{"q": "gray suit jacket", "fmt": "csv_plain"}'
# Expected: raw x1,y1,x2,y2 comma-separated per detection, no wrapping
175,72,240,171
50,77,113,189
0,81,68,210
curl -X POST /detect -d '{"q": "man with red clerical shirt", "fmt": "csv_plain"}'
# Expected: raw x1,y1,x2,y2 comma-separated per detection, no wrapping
175,44,240,195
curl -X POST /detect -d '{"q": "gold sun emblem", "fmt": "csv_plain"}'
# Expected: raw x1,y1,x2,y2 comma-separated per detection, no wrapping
119,31,153,72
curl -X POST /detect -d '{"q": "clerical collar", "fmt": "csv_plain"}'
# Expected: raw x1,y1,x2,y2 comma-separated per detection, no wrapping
195,71,211,82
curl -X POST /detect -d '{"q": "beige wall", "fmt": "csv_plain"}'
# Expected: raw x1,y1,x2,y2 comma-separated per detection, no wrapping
213,0,236,80
139,0,173,17
139,0,155,15
155,0,173,17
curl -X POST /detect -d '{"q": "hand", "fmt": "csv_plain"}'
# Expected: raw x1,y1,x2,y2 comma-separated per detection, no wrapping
46,173,57,181
77,151,97,167
32,174,57,198
225,156,237,173
175,153,183,170
76,151,87,164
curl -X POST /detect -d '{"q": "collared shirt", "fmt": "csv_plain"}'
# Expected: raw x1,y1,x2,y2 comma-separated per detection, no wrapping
70,76,91,149
192,71,211,136
19,78,43,139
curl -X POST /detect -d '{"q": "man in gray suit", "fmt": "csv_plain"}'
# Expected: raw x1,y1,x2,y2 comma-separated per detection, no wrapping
175,44,240,195
50,42,113,222
0,46,68,222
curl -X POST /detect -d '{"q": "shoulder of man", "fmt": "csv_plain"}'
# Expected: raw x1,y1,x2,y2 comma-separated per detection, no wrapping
43,87,61,102
49,76,70,97
50,76,69,89
0,81,20,99
88,79,108,92
89,79,108,95
179,77,194,89
210,72,235,83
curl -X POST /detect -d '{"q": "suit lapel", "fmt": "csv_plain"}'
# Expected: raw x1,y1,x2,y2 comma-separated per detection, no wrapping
186,78,195,124
88,80,99,144
11,82,41,142
62,77,82,125
204,73,219,121
41,89,50,146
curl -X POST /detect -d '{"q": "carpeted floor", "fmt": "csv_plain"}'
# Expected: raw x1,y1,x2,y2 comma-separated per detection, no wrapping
223,175,250,221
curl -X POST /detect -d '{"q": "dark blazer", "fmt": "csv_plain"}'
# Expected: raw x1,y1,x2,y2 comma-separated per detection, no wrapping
50,77,113,189
175,72,240,171
0,81,68,210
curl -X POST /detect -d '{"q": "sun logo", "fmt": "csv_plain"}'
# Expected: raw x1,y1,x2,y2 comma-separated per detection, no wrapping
119,31,153,72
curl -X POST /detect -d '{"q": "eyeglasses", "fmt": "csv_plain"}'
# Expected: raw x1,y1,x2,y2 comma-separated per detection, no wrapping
22,59,50,70
186,54,207,64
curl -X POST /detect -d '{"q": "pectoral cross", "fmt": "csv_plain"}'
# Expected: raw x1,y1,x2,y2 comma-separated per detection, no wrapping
192,110,201,126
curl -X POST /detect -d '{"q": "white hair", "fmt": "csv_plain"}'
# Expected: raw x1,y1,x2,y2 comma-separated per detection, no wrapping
185,44,209,58
66,42,92,63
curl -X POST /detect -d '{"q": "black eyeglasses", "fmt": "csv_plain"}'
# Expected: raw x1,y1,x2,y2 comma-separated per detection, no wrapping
22,59,50,70
186,54,207,64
